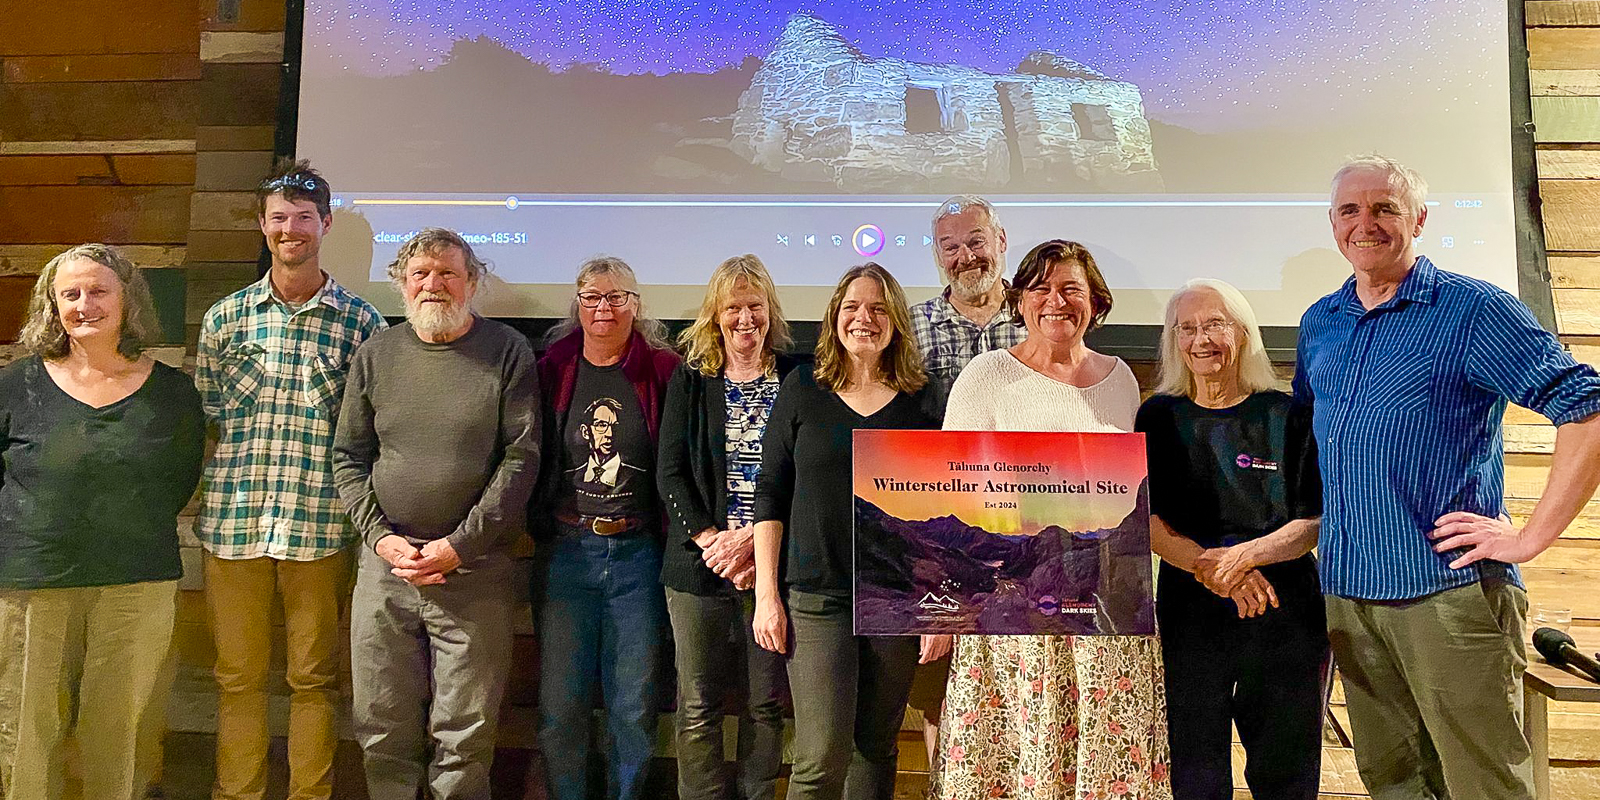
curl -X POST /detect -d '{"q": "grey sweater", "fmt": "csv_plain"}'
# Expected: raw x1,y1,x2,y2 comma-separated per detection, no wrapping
333,317,540,561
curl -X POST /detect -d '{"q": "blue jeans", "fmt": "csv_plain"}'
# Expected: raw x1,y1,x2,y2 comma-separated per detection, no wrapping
534,525,668,800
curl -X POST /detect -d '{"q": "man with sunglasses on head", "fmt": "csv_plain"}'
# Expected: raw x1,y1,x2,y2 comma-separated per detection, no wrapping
194,159,386,800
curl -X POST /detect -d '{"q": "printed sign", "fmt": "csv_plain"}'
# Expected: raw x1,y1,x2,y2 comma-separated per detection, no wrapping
853,430,1153,636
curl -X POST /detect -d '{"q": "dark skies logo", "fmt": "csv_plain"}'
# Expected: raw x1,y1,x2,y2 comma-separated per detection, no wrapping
1235,453,1279,471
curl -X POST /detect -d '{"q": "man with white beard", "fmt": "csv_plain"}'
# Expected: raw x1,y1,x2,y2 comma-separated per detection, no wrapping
333,227,540,800
910,195,1028,395
904,195,1028,760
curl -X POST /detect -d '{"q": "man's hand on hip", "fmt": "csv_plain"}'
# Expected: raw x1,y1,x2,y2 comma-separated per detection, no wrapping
1430,511,1542,568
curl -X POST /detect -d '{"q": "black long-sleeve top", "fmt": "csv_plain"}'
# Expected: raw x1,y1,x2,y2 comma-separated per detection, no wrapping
0,356,205,589
753,365,942,598
656,355,798,595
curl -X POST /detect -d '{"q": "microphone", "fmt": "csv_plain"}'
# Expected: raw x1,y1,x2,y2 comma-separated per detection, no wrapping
1532,627,1600,684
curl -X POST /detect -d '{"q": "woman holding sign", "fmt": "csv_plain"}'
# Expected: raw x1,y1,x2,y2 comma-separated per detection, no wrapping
931,240,1172,800
751,263,944,800
1136,278,1326,800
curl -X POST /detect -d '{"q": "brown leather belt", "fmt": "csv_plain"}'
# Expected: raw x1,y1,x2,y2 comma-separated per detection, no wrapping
555,511,645,536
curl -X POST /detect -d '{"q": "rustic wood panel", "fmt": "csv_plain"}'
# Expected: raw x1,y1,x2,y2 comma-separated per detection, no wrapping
1527,1,1600,27
199,31,283,63
1529,28,1600,70
1530,69,1600,96
187,231,263,262
1507,404,1550,426
190,191,259,231
0,155,115,186
195,150,274,191
1529,539,1600,571
195,125,274,151
0,0,201,56
1539,150,1600,180
2,53,201,83
1569,343,1600,368
0,186,191,244
1540,180,1600,250
1507,498,1600,540
1550,256,1600,288
1507,453,1556,500
0,244,185,276
186,263,261,323
0,139,195,156
1534,97,1600,142
0,275,38,341
196,63,281,126
204,0,290,32
1507,424,1558,454
0,154,193,186
0,81,199,141
110,154,197,185
1554,288,1600,334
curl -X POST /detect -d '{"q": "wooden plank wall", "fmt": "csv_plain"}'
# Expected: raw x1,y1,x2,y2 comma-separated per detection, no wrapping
0,0,200,327
1523,4,1600,793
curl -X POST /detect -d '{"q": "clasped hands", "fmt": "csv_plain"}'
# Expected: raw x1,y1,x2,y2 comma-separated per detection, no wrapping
1192,544,1278,619
695,525,756,589
376,534,462,586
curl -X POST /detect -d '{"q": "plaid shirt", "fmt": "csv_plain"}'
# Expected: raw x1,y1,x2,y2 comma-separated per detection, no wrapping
196,273,387,560
910,287,1028,395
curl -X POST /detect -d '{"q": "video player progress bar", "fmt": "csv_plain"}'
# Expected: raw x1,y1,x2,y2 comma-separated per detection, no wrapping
350,198,1440,209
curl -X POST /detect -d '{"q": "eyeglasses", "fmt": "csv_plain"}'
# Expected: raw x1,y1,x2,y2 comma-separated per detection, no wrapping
577,290,638,308
262,175,319,192
1175,320,1235,339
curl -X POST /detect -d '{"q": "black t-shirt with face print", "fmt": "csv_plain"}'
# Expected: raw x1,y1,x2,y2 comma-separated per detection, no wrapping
562,358,656,518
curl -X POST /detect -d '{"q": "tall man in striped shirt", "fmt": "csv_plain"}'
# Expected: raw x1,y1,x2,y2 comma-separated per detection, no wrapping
196,160,387,800
1294,155,1600,800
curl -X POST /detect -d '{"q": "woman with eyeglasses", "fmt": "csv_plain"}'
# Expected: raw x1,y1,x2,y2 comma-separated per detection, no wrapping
930,240,1170,800
531,256,682,800
1136,278,1327,800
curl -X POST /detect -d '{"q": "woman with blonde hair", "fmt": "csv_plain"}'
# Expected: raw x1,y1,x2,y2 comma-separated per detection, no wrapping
751,263,945,800
0,244,205,800
1137,277,1327,799
657,254,794,800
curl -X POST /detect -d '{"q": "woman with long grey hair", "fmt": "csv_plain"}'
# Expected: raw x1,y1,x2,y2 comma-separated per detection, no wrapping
1136,278,1328,800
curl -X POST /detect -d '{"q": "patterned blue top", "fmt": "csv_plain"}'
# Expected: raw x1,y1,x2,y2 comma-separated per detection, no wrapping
724,375,781,527
1293,256,1600,600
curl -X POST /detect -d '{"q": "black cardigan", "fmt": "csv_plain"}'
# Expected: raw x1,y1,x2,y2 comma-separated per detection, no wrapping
656,354,798,595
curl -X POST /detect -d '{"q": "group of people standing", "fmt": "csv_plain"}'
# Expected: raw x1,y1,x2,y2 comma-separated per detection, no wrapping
1,153,1597,800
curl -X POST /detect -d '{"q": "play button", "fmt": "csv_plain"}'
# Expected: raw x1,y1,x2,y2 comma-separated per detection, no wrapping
852,224,885,257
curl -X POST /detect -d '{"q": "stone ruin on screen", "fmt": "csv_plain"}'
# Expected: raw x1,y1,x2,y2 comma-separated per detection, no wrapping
730,14,1163,192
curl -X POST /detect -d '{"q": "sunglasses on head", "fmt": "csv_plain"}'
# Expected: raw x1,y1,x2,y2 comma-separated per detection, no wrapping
263,175,320,192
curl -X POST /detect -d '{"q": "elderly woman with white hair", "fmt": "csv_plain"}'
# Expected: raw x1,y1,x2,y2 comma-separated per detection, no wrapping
1134,278,1328,800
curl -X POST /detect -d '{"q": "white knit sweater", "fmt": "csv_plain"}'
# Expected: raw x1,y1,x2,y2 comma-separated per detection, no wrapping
942,349,1139,433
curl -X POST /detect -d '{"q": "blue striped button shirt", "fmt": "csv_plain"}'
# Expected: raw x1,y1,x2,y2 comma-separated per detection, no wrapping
1293,256,1600,600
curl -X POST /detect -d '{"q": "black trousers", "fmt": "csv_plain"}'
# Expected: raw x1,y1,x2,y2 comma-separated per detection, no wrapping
1156,557,1330,800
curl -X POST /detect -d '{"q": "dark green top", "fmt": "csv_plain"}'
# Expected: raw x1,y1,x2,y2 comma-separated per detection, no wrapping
0,356,205,589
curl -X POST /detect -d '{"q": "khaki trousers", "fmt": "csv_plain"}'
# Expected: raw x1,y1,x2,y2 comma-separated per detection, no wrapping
6,580,178,800
0,591,26,799
204,551,351,800
1327,580,1534,800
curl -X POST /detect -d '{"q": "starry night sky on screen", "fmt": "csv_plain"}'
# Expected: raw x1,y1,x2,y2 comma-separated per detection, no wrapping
307,0,1506,132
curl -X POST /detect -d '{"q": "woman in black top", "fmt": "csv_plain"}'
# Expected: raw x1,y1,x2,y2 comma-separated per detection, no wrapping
0,244,205,800
751,263,944,800
656,255,795,800
1135,278,1328,800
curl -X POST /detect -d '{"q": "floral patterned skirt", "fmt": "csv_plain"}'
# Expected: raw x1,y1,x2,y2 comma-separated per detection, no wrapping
930,634,1172,800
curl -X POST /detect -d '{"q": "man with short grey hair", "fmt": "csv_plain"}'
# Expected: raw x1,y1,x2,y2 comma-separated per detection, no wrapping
333,227,540,800
910,195,1028,394
1295,155,1600,800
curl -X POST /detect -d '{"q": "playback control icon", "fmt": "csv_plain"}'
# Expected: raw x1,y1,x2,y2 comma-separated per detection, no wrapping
852,224,885,257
